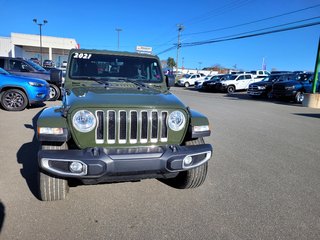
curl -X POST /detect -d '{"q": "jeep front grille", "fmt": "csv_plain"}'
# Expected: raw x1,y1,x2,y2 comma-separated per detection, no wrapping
95,110,168,144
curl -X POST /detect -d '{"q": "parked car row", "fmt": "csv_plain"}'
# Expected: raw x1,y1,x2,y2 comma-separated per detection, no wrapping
0,56,63,101
199,73,259,93
194,72,319,104
271,72,316,103
176,73,206,87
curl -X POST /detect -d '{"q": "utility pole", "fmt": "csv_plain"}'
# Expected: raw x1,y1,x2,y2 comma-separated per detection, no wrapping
176,24,184,75
33,19,48,65
115,28,122,50
312,38,320,93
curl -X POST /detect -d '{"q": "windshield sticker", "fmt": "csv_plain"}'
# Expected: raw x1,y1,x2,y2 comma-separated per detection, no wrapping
73,53,92,59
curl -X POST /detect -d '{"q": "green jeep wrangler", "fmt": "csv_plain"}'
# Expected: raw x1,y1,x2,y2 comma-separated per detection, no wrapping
37,49,213,201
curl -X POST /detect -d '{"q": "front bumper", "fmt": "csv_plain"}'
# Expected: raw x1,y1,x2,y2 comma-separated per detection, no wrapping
219,85,227,91
247,90,264,96
272,90,296,98
29,86,50,103
38,144,212,181
176,81,185,86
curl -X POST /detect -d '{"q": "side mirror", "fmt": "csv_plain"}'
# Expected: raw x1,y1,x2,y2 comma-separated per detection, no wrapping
50,69,63,84
165,75,175,89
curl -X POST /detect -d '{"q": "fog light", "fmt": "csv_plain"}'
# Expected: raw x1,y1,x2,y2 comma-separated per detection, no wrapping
183,156,193,166
69,162,83,173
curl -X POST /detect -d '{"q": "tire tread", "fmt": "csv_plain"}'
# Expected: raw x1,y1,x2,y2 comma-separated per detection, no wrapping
38,143,69,201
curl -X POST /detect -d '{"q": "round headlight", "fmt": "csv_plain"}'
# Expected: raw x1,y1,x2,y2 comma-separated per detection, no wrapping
168,111,186,131
72,110,96,132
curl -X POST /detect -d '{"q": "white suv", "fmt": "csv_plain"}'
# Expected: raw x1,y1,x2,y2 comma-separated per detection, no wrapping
217,74,256,93
177,73,205,87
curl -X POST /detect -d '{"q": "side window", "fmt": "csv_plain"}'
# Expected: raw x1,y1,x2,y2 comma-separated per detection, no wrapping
191,75,196,79
258,71,263,75
9,60,23,71
245,75,252,79
150,62,161,81
0,59,4,68
237,75,245,80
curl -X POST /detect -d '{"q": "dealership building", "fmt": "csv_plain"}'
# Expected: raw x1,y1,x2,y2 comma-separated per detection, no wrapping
0,32,78,67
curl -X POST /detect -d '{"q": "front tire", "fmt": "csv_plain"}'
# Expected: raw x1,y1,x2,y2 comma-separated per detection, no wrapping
184,82,190,88
38,143,69,201
0,89,28,111
48,84,60,101
227,85,235,94
295,91,304,103
162,138,209,189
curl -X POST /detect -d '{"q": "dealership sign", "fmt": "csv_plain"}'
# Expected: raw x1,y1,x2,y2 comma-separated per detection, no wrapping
136,46,153,54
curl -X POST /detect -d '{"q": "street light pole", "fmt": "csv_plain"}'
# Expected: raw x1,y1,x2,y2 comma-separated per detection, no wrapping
176,24,184,76
33,19,48,65
115,28,122,50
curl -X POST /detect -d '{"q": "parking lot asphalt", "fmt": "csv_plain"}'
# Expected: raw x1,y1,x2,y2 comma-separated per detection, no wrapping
1,87,320,240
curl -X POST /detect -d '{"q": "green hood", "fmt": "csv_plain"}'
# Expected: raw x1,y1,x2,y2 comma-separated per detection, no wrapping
65,86,187,110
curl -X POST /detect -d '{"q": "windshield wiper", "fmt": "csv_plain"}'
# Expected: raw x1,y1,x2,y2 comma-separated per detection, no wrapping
75,76,110,86
118,78,149,89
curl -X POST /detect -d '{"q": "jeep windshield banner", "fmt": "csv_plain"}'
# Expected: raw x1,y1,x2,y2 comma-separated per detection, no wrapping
69,53,162,83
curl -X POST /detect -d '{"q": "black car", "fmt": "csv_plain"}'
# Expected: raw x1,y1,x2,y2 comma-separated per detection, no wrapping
272,72,318,103
0,56,62,101
43,59,55,68
201,75,226,91
247,73,291,98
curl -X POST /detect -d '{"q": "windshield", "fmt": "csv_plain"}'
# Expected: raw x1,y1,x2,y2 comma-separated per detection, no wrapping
262,75,280,82
69,53,163,83
210,75,222,81
26,60,47,72
221,74,237,81
183,74,191,79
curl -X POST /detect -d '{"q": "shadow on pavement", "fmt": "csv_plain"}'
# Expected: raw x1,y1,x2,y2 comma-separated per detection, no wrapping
0,201,4,233
294,113,320,119
16,110,43,200
223,92,303,107
28,102,46,110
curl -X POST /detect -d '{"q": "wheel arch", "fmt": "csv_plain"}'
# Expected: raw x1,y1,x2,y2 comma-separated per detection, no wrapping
37,107,70,143
184,109,211,141
227,84,236,89
0,86,30,106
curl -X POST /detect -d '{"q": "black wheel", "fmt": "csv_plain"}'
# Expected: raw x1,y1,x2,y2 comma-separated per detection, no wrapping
162,138,209,189
295,91,304,103
38,143,69,201
184,82,190,88
48,84,60,101
0,89,28,111
227,85,235,94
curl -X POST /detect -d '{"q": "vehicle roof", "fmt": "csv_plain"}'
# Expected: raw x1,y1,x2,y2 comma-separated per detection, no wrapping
0,56,29,61
69,49,160,60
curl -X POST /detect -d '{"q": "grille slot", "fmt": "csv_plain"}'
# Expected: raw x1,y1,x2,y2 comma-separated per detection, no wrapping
141,111,148,143
107,111,116,144
151,111,158,143
96,110,169,144
96,111,104,143
161,112,168,142
130,111,138,143
119,111,127,144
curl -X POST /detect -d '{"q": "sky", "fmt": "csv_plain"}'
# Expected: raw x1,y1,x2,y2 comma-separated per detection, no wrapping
0,0,319,71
